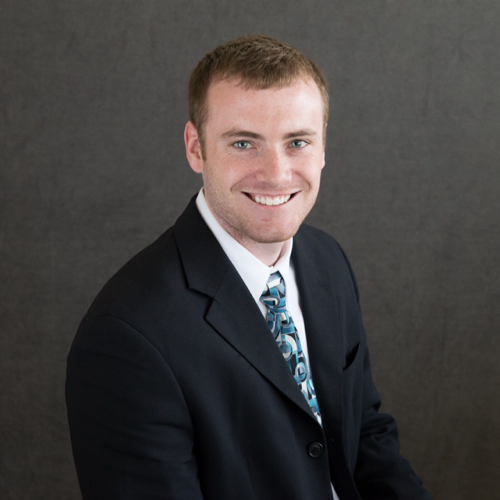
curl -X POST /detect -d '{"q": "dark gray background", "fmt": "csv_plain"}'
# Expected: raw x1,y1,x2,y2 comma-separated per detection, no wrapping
1,1,499,498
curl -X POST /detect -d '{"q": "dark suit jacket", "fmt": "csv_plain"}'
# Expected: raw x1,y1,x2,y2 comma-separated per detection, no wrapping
66,196,432,500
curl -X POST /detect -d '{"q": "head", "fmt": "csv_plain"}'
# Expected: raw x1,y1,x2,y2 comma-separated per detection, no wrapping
185,36,329,264
188,35,329,156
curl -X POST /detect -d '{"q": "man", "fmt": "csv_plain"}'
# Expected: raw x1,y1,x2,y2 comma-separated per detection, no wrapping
66,36,432,499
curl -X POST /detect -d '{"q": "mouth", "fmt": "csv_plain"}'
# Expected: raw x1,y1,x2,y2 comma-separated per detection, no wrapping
245,193,296,206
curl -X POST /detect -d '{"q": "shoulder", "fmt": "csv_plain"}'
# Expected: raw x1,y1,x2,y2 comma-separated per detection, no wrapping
83,224,182,323
295,223,351,269
294,224,361,302
84,196,208,322
295,224,343,253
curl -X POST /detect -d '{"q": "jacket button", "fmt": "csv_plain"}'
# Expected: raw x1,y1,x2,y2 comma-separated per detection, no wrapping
308,442,324,458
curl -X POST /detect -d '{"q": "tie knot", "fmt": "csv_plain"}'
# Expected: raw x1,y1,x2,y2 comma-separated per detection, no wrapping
260,271,287,312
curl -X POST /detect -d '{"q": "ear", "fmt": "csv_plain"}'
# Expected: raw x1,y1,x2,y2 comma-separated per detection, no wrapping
320,125,327,170
184,121,204,174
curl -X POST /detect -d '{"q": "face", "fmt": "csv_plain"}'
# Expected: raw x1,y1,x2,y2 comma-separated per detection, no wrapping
185,77,325,252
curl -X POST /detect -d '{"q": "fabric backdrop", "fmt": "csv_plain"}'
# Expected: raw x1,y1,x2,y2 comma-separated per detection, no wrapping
1,1,499,498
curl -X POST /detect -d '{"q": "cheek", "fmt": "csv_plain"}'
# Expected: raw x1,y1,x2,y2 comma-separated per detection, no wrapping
295,157,324,183
221,157,260,184
203,160,244,194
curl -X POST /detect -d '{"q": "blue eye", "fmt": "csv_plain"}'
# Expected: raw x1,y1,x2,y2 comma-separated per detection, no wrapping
234,141,251,149
290,140,306,148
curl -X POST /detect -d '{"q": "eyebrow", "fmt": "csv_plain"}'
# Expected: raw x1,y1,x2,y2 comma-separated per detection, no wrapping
220,129,318,140
221,130,264,140
283,129,318,139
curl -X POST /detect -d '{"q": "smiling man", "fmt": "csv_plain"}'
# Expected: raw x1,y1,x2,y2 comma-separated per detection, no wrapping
66,36,432,500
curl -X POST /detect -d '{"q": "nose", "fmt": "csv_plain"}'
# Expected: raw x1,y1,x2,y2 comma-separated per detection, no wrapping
256,147,292,187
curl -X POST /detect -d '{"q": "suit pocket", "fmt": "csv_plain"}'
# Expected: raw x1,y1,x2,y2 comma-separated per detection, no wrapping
342,341,360,378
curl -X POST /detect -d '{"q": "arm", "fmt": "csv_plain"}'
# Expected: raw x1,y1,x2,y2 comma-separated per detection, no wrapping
353,346,432,499
66,315,204,499
338,245,432,500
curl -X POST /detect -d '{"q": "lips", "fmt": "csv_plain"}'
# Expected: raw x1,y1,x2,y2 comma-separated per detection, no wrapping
248,194,293,206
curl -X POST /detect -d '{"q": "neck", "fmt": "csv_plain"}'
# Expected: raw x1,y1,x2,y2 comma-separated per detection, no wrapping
214,215,288,266
238,238,287,267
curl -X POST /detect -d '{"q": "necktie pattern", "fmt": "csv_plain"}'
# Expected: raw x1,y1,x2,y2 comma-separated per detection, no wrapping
260,271,322,425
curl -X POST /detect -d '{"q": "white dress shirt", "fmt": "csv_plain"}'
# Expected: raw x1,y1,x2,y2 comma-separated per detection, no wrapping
196,189,339,500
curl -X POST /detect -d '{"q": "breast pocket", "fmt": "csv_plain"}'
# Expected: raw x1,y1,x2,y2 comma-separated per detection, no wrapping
342,341,360,378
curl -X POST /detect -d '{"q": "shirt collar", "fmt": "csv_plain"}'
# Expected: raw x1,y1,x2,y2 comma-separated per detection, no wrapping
195,188,293,302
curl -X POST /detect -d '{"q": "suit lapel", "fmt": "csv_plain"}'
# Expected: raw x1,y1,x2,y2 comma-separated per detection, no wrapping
205,269,316,418
174,197,315,422
292,228,345,439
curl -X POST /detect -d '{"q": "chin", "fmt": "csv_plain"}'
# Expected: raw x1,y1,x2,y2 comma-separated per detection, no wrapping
245,226,300,245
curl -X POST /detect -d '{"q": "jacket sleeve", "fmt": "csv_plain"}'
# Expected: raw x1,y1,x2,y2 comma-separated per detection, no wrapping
353,345,433,499
65,315,204,500
339,246,433,500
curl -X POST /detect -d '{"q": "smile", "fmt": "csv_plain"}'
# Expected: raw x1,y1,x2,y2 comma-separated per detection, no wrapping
248,194,293,206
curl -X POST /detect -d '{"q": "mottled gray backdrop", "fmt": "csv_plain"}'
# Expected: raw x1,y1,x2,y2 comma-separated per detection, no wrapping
1,1,499,498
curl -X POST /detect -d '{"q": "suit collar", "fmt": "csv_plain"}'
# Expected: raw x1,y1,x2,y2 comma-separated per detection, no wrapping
173,195,230,298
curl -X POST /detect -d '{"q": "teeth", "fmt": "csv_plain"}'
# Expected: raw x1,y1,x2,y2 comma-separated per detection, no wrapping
253,195,291,206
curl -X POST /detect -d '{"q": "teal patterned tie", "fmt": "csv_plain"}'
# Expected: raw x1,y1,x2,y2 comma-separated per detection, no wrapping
260,271,322,425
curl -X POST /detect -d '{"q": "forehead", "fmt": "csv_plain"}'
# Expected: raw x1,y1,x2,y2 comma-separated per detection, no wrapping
204,77,324,131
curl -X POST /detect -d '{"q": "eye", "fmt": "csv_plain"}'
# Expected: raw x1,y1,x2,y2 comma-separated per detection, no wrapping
290,139,306,148
233,140,252,149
